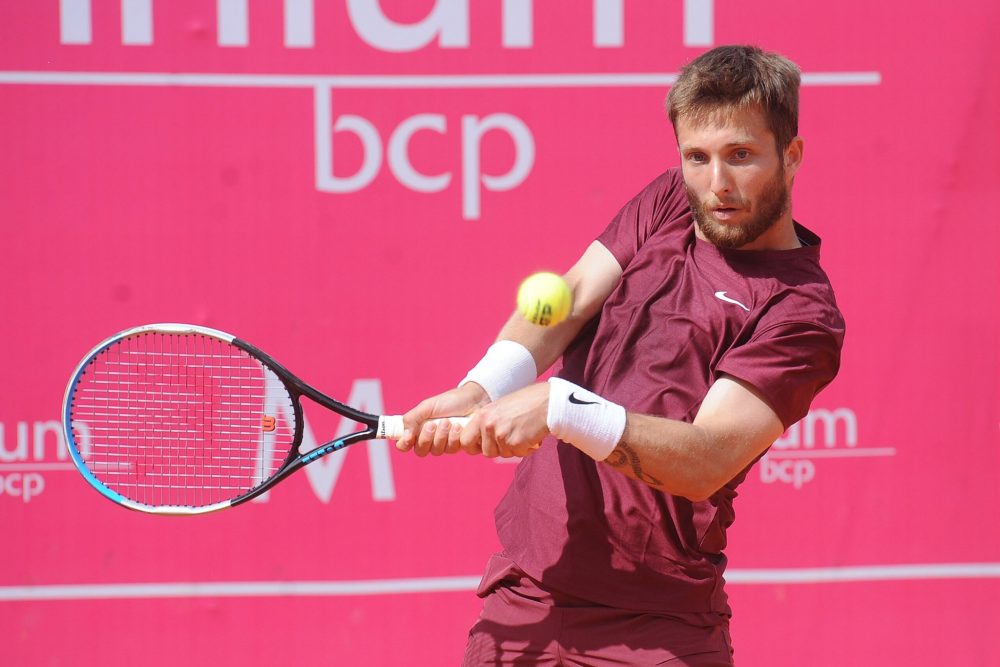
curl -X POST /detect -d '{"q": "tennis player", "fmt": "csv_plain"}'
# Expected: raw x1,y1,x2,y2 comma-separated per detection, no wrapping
397,45,845,666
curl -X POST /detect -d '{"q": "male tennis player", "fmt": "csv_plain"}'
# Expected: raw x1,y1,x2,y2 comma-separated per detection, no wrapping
397,45,844,666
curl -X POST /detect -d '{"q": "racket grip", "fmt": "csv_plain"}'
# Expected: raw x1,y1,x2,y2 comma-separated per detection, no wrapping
377,415,471,440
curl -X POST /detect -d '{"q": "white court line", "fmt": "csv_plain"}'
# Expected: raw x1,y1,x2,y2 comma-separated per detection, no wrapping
0,576,481,601
0,71,881,89
2,564,998,601
726,563,1000,584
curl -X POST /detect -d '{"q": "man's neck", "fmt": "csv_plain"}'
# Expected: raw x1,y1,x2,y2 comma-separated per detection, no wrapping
736,214,801,251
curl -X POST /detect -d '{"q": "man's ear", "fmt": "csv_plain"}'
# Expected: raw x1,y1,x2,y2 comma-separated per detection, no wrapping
784,136,804,176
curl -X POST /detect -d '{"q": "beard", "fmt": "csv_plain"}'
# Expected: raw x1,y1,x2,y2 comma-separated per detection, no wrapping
686,167,790,249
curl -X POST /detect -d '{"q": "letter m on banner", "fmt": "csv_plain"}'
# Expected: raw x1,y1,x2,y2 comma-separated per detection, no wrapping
251,378,396,504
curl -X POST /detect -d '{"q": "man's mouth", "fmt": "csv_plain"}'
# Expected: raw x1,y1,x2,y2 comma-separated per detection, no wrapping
711,204,742,220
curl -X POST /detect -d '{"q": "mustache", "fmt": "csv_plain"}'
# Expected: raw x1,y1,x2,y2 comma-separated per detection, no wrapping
684,185,747,211
703,196,747,209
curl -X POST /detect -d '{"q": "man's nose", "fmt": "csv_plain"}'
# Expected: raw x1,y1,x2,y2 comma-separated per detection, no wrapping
710,162,733,197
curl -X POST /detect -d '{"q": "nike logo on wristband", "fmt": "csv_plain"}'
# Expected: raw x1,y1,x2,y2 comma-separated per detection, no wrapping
568,392,599,406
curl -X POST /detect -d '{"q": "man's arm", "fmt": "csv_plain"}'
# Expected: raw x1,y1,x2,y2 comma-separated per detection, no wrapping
494,241,622,372
395,241,622,456
464,373,784,501
607,375,785,501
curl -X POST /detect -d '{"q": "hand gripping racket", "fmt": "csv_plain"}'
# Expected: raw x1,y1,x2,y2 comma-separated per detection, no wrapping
62,323,466,515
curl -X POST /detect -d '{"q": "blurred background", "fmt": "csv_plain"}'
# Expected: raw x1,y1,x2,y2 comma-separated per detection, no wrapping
1,1,998,665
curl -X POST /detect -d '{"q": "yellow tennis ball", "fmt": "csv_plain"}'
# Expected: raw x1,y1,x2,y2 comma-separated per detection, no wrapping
517,272,572,327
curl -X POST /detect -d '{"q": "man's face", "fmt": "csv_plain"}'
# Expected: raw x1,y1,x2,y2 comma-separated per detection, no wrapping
676,106,800,250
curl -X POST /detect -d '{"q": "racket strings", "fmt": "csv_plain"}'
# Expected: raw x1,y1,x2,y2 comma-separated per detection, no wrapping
69,332,297,508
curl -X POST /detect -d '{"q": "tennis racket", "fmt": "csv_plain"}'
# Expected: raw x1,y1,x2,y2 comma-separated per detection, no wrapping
62,323,467,515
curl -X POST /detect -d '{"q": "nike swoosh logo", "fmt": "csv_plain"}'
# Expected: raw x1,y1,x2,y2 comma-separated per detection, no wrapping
714,291,750,312
568,392,599,406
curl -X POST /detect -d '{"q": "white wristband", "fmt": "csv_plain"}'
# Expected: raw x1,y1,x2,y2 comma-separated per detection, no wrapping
546,377,626,461
459,340,538,401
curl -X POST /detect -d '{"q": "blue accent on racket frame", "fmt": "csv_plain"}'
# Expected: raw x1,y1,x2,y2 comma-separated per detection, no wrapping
64,358,128,506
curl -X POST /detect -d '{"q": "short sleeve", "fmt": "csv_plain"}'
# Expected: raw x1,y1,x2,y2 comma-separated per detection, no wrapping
715,322,844,430
597,169,691,270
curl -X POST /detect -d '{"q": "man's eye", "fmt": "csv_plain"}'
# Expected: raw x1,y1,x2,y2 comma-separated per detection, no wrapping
733,149,750,160
687,153,707,163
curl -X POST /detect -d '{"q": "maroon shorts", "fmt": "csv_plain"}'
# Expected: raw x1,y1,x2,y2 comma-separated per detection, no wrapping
462,553,735,666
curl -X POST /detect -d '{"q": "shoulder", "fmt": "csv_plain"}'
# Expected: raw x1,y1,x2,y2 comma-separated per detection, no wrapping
718,278,845,429
637,168,688,211
762,225,845,338
761,277,844,340
721,223,845,339
598,168,693,270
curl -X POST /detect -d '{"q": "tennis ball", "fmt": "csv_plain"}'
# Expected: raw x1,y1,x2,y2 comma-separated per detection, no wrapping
517,272,572,327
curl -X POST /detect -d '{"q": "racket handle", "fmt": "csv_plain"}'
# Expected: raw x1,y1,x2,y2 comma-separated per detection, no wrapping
377,415,471,440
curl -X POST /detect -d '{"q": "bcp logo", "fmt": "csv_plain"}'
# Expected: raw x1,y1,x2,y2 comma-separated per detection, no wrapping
759,407,895,490
0,421,62,503
315,102,535,220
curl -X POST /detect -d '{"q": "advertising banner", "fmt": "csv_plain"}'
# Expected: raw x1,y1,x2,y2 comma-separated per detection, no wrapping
2,2,998,665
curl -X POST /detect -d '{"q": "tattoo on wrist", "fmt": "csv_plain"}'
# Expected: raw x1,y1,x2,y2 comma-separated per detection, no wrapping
606,442,663,487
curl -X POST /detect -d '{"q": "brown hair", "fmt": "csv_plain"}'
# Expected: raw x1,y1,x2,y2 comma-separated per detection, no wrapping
667,45,801,153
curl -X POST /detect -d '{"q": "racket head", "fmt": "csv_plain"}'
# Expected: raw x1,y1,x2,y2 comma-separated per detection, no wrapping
62,324,302,515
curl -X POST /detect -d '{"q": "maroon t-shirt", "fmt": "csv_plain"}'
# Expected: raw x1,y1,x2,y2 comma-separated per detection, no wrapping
494,168,845,620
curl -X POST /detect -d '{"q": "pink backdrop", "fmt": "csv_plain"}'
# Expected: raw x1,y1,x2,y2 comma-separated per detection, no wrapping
2,2,998,665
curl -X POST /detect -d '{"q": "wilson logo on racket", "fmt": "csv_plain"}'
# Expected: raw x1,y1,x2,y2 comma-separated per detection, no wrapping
261,415,276,432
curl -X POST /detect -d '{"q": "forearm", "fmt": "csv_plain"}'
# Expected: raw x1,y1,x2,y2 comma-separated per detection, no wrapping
571,376,786,501
493,308,588,376
608,414,727,502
